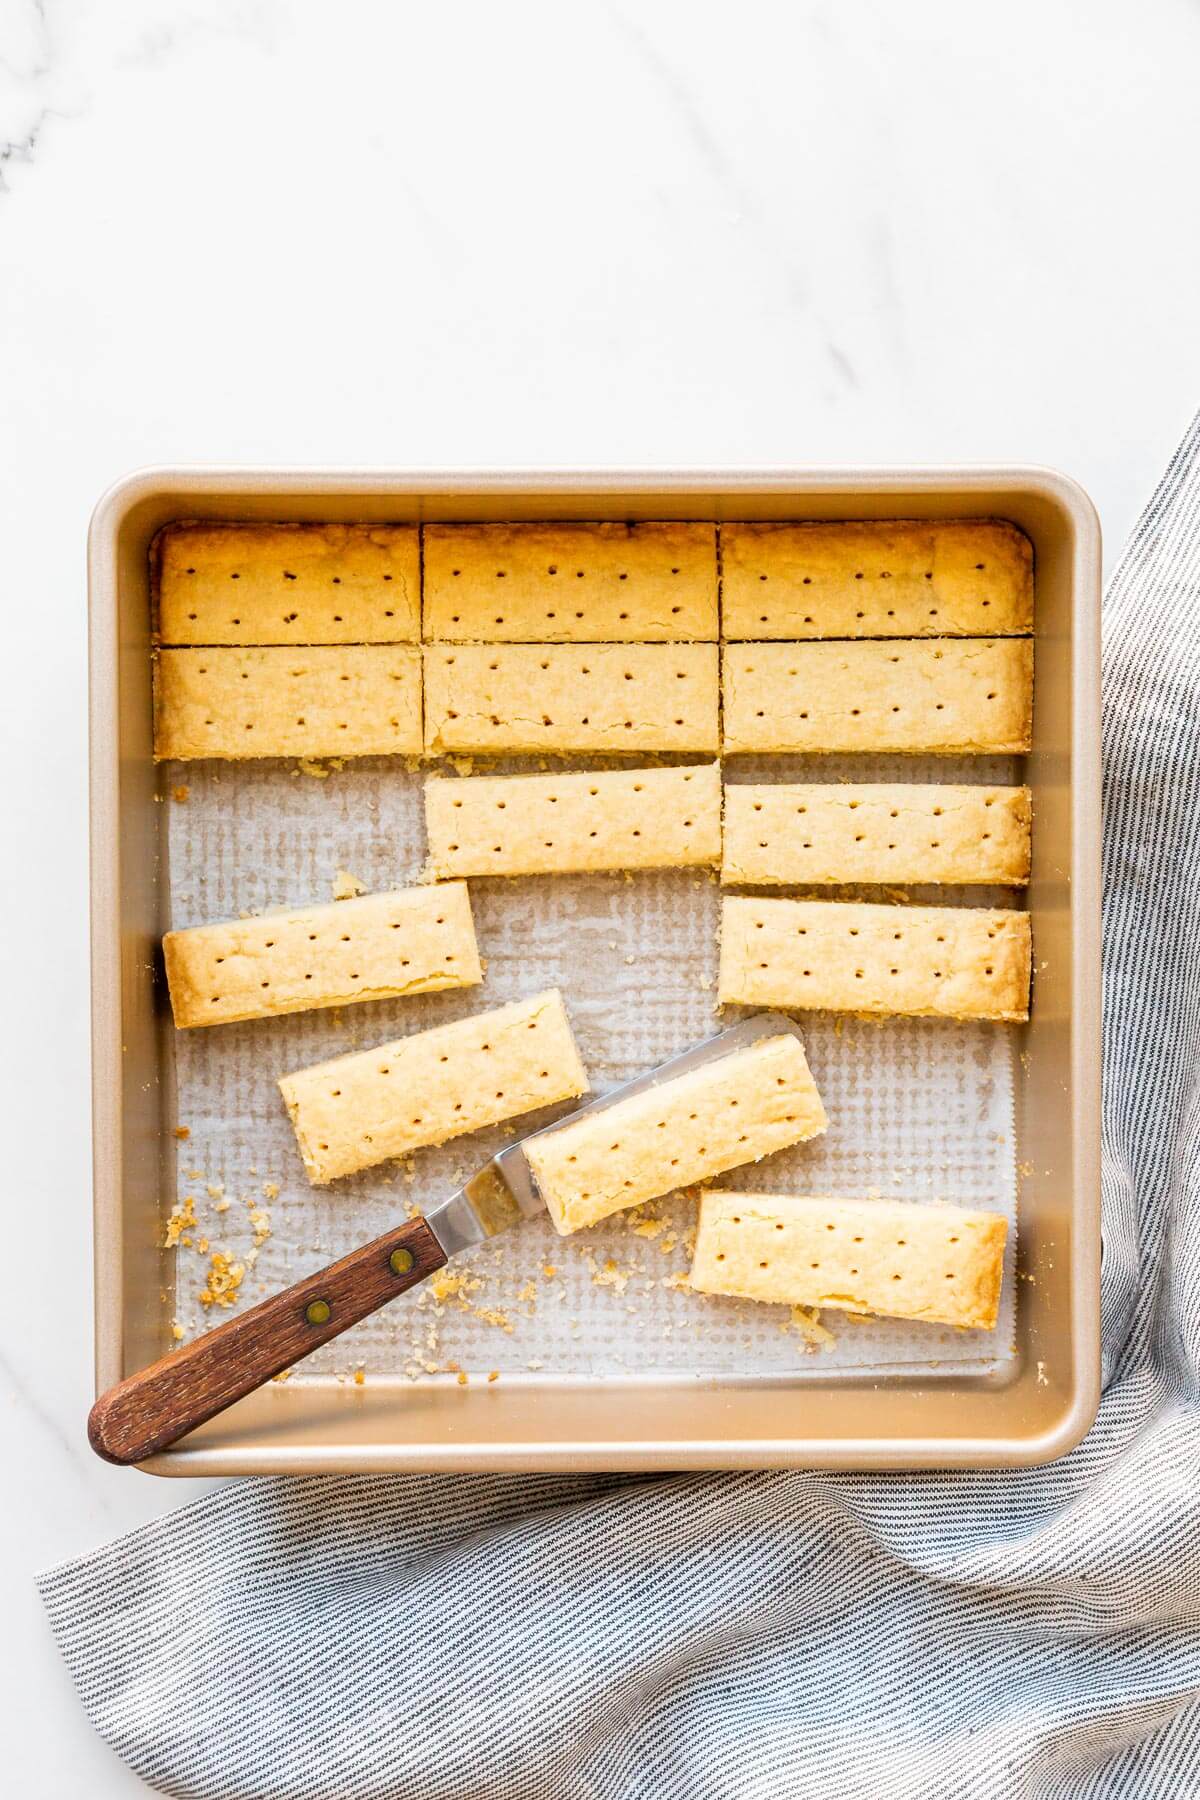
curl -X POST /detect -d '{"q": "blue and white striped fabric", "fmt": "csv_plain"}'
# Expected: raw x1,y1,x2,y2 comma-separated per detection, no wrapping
39,418,1200,1799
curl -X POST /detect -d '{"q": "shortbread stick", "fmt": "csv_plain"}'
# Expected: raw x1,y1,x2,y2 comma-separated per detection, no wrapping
525,1033,827,1234
721,639,1033,755
164,885,481,1028
425,763,722,878
424,522,717,641
153,645,423,760
279,989,589,1186
155,523,420,644
721,783,1032,887
689,1190,1008,1330
718,896,1031,1020
720,519,1032,639
423,644,720,754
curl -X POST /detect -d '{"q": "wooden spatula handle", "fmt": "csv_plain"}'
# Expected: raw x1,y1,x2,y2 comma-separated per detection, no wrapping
88,1216,446,1466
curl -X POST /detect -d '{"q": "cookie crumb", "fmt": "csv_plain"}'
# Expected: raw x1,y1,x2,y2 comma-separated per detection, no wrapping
584,1250,630,1294
163,1195,197,1248
429,1269,483,1305
332,867,366,901
786,1304,835,1352
199,1250,245,1310
473,1306,513,1332
173,1125,190,1141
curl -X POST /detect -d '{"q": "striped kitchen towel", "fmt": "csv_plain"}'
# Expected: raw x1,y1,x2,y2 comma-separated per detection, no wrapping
39,417,1200,1799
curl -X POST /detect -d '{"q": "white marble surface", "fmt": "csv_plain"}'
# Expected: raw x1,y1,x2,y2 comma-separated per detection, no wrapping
2,0,1199,1789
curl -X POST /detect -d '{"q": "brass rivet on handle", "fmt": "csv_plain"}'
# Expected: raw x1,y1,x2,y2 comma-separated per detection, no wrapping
389,1247,415,1277
305,1299,332,1326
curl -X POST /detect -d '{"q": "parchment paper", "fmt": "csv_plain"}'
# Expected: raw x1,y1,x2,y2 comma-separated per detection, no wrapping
164,750,1021,1380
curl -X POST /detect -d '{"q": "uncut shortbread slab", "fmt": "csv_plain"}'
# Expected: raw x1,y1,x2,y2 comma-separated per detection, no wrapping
425,763,723,878
525,1033,827,1235
720,897,1031,1020
279,988,589,1186
423,522,718,641
720,519,1033,639
722,783,1032,888
163,884,481,1028
423,644,720,754
690,1191,1007,1330
153,645,422,760
155,523,420,644
721,639,1033,754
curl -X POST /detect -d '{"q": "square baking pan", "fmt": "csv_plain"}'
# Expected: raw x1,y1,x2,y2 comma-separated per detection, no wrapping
89,466,1101,1475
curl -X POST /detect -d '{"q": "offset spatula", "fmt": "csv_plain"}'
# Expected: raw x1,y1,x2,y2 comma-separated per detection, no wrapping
87,1012,802,1465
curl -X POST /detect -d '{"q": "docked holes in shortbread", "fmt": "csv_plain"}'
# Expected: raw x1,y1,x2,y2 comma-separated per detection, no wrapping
163,884,482,1029
720,519,1033,639
424,763,723,878
524,1033,827,1235
278,989,589,1186
721,784,1032,888
423,522,718,641
720,639,1033,755
152,645,423,760
688,1191,1008,1331
422,643,720,754
718,896,1031,1021
154,523,421,645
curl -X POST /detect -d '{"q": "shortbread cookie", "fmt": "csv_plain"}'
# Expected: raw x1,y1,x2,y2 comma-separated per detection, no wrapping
153,645,422,760
155,523,420,644
718,897,1031,1020
164,884,481,1028
721,783,1032,887
279,989,589,1185
525,1033,827,1234
689,1190,1007,1329
423,522,717,641
720,519,1033,638
721,639,1033,754
423,644,720,754
425,763,722,878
